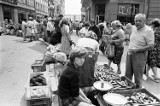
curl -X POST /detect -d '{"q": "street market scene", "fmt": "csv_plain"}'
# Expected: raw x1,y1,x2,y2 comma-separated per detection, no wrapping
0,0,160,106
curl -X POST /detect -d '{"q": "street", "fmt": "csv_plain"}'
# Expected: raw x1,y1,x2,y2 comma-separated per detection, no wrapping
0,32,160,106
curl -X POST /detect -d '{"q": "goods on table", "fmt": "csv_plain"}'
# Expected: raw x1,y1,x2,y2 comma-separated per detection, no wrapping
113,89,160,105
109,76,135,90
126,92,158,104
93,81,113,91
103,93,128,105
30,73,47,86
94,64,120,81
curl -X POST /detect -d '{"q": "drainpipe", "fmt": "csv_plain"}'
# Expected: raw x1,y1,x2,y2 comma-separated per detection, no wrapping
146,0,150,23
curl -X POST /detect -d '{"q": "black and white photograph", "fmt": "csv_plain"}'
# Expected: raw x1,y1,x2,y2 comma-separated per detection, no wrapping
0,0,160,106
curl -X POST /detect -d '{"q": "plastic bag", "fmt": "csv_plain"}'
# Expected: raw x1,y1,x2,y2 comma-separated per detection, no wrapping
105,43,114,58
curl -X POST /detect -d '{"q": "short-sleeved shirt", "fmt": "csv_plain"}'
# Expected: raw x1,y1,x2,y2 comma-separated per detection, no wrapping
128,25,154,50
77,38,99,53
79,27,89,37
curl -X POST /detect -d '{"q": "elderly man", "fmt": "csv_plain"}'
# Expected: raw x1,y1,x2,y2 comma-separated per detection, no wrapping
125,13,154,88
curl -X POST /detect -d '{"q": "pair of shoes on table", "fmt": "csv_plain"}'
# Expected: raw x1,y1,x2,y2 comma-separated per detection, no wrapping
150,75,160,83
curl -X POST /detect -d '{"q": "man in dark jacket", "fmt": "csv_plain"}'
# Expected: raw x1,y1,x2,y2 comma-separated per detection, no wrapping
89,20,101,42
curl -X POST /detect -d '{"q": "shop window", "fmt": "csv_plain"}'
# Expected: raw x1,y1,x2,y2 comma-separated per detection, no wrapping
117,3,139,24
3,6,14,22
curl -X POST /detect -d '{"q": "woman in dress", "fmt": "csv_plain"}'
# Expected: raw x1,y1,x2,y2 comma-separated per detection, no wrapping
146,18,160,83
60,19,72,56
108,20,125,74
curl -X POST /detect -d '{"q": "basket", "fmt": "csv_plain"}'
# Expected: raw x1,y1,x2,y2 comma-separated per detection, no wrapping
25,72,51,100
31,60,46,72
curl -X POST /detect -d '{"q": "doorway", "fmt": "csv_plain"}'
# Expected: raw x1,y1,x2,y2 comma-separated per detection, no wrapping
95,4,105,24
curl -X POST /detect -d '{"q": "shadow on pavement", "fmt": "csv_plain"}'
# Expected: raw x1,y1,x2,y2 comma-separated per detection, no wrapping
13,39,31,43
28,42,47,54
20,94,27,106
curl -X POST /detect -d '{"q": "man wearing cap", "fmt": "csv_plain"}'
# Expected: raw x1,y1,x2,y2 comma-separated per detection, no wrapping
58,46,95,106
77,31,99,88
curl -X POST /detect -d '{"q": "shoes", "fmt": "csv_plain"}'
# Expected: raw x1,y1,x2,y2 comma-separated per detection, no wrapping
143,74,147,80
150,75,160,83
116,70,121,74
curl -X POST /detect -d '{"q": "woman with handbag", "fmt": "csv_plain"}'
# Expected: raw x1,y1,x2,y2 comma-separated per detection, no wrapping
107,20,125,74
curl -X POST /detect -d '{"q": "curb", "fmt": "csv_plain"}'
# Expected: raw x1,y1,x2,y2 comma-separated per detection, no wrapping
39,38,50,46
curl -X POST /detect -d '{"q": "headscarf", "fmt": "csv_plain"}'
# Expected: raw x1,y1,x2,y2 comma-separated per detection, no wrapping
69,46,87,61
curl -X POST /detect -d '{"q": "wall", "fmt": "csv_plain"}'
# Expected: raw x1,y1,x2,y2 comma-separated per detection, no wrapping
147,0,160,22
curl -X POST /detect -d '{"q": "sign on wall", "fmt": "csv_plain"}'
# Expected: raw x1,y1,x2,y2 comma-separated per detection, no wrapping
118,4,139,16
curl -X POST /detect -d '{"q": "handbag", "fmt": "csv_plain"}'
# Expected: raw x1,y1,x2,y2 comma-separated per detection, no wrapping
105,43,115,58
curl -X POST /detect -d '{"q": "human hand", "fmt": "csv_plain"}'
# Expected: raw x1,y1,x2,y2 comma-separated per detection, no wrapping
85,97,92,104
128,49,138,54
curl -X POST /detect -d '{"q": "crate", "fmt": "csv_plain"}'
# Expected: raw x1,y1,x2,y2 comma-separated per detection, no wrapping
96,88,160,106
27,97,51,106
25,72,51,100
113,88,160,105
31,60,46,72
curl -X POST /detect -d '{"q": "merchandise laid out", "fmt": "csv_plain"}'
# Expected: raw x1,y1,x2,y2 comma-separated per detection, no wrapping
94,64,160,106
25,44,64,106
24,44,160,106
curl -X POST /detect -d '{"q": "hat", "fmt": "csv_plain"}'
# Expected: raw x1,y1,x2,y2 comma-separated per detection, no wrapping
48,17,52,21
69,46,87,61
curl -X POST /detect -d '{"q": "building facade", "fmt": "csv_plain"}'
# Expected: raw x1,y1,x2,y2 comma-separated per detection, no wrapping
48,0,65,17
35,0,48,20
0,0,49,24
0,0,18,24
81,0,160,24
